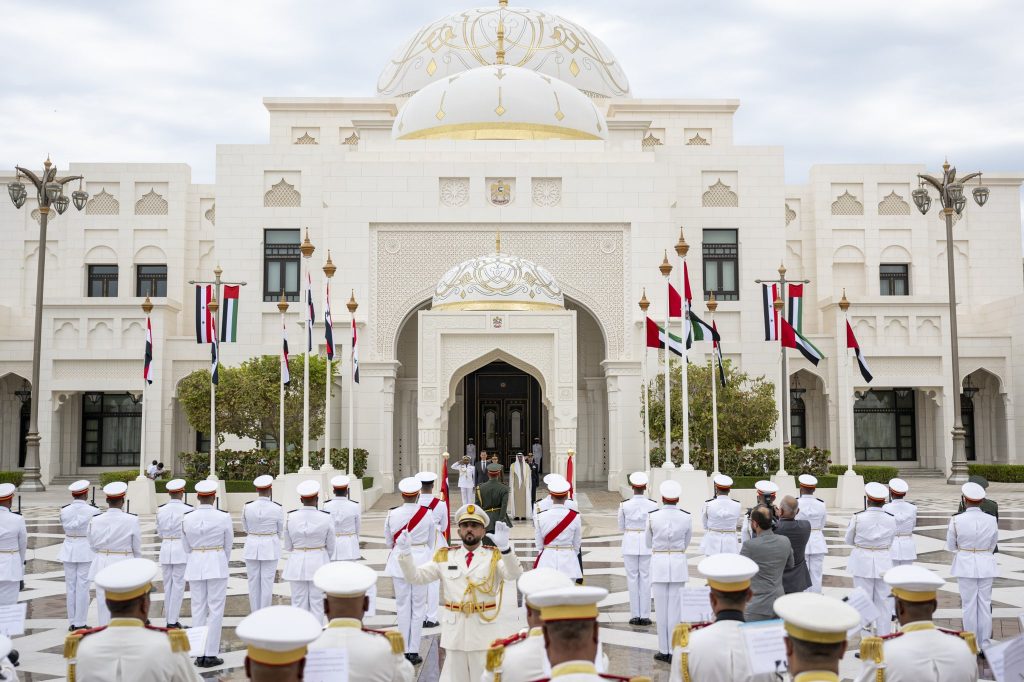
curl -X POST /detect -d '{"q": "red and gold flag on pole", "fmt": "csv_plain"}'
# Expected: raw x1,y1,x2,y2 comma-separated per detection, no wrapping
440,455,451,543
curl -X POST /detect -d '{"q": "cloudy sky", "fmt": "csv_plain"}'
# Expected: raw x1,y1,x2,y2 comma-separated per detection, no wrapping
1,0,1021,199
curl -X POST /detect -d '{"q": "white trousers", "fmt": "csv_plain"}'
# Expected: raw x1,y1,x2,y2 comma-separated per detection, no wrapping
64,561,91,626
806,553,824,593
95,587,111,626
652,581,684,654
884,559,912,619
291,580,325,624
394,577,427,654
427,579,440,621
161,563,186,625
0,582,17,609
245,559,277,612
189,577,228,657
440,648,486,682
853,576,891,636
959,576,992,647
623,555,652,618
460,487,474,507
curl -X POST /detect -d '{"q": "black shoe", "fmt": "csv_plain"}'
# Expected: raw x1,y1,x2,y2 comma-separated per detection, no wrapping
206,657,223,667
405,653,423,665
68,625,77,632
423,620,440,628
167,622,181,629
194,657,206,667
640,618,653,626
628,617,640,625
654,652,672,663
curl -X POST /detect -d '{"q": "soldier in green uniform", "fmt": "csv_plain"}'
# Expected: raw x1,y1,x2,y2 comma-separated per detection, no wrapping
476,463,511,546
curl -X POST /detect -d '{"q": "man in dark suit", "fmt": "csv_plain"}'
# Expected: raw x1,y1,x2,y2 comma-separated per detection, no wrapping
775,496,812,593
740,505,794,621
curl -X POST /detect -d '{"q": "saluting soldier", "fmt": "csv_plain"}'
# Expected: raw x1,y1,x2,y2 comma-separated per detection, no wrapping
241,475,283,613
478,463,511,537
60,480,100,630
235,605,323,682
844,482,896,636
619,472,656,625
534,477,582,583
947,481,999,649
795,474,828,593
156,479,191,628
88,481,141,626
417,471,448,629
647,480,692,663
182,480,233,668
774,593,860,681
700,475,742,557
453,455,476,507
310,561,413,682
284,480,334,623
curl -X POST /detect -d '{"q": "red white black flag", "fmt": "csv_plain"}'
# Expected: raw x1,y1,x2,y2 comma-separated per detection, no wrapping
846,320,873,383
143,317,154,385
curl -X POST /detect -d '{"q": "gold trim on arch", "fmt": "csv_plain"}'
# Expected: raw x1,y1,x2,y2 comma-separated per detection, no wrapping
396,121,604,141
431,301,565,312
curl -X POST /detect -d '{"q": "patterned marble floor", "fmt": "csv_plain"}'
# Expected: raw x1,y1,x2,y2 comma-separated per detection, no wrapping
11,479,1024,681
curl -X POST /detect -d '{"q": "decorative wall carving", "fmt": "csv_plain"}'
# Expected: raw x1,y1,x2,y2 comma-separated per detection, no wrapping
343,132,360,146
54,360,139,380
877,191,911,215
487,178,514,206
531,177,562,207
917,317,941,340
702,179,738,207
686,132,710,146
204,203,216,225
135,190,169,216
295,132,318,145
439,178,470,207
264,179,301,207
831,190,863,216
86,189,120,215
785,203,797,226
641,132,663,149
867,357,942,378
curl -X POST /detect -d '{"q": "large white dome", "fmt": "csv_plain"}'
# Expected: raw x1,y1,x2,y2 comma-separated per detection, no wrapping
378,4,631,100
432,250,564,311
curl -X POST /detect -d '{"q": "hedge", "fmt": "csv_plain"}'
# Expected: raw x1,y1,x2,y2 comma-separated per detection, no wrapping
649,445,832,478
0,472,24,487
99,470,141,486
967,464,1024,483
155,477,374,493
177,447,369,481
827,465,899,484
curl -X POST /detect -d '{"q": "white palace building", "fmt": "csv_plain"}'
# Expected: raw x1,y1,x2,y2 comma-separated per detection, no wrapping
1,1,1022,492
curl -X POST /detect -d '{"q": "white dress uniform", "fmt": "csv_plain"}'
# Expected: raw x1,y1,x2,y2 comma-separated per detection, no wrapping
534,494,579,518
796,492,829,593
181,491,233,659
618,479,657,621
883,498,917,566
241,495,283,612
88,487,142,626
385,481,436,656
59,487,101,627
700,495,742,556
946,484,999,648
324,494,362,560
534,504,583,581
522,586,609,682
283,504,335,623
155,492,192,626
419,485,449,624
0,499,25,608
0,633,17,682
453,462,476,507
844,484,897,636
646,481,692,657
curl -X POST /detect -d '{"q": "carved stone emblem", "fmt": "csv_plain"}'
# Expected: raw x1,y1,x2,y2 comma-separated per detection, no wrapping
489,179,512,206
492,315,504,329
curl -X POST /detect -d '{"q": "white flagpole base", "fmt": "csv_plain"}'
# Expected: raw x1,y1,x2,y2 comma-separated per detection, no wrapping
835,469,866,510
127,476,157,515
647,468,709,529
770,472,797,496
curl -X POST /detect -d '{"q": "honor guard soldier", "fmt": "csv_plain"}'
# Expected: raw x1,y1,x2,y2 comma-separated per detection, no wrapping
284,480,334,623
384,476,436,665
235,605,323,682
156,479,191,628
453,456,476,507
795,474,828,593
88,481,141,625
670,553,760,682
242,475,283,613
646,480,692,663
65,558,200,682
397,503,522,682
619,472,657,624
700,475,742,557
883,479,916,567
417,471,448,628
325,475,375,616
535,477,582,583
310,562,414,682
774,592,860,682
535,474,579,517
60,480,100,630
947,481,998,649
854,565,978,682
478,463,512,537
182,480,233,668
742,480,779,541
844,482,896,635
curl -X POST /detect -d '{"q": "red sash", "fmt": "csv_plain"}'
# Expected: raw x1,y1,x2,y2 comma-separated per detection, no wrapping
534,509,578,568
392,505,429,544
427,498,439,511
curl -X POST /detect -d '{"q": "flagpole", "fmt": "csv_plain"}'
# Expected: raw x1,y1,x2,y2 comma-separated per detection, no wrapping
323,253,336,470
347,292,359,477
675,229,692,470
638,289,651,472
278,292,289,477
300,230,315,472
140,297,153,478
707,293,720,476
773,292,786,475
659,252,674,468
208,294,219,480
839,290,854,474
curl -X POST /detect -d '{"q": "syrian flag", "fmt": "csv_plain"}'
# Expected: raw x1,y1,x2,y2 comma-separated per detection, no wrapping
282,320,291,386
781,318,824,366
787,283,804,334
351,316,360,384
668,283,683,319
846,320,873,383
305,272,315,352
713,320,726,387
195,285,214,343
686,308,721,349
210,321,220,385
220,285,240,343
143,317,154,385
646,317,684,357
762,284,779,341
324,284,335,361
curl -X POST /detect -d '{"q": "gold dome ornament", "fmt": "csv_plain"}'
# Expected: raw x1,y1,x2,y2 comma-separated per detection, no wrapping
706,290,718,314
277,290,289,314
674,228,689,258
659,250,673,277
638,288,650,313
432,250,564,311
839,288,850,312
347,290,358,315
300,229,315,259
323,251,336,279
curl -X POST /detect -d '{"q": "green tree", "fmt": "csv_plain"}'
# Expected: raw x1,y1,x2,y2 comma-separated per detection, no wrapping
177,353,333,449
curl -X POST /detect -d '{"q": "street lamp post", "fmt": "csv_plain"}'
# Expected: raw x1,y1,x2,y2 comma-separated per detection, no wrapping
912,161,989,485
6,158,88,491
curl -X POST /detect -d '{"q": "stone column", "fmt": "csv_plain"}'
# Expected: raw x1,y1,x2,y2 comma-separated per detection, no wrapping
359,361,400,491
602,360,641,491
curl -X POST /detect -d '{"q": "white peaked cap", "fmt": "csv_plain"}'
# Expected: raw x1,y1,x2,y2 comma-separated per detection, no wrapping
314,561,377,597
94,557,158,601
398,477,422,495
530,586,608,622
331,475,351,489
628,472,649,487
961,481,986,502
755,480,779,495
297,480,320,498
660,480,681,500
864,482,888,501
455,503,489,526
698,553,759,592
165,479,187,493
253,475,274,490
888,478,909,494
235,605,323,667
416,471,438,483
102,481,128,498
518,568,574,601
543,473,562,486
884,564,945,601
195,480,218,496
68,480,90,494
548,478,571,495
774,593,859,644
798,474,818,487
713,474,733,489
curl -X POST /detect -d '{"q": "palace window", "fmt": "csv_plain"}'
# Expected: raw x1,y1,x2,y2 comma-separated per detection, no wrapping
81,392,141,467
264,229,301,302
790,392,807,448
87,265,119,298
854,388,916,461
962,394,976,462
879,264,909,296
136,264,167,297
702,229,739,301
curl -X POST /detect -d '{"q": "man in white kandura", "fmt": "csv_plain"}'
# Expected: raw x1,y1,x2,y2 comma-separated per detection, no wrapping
619,472,657,625
509,453,532,522
700,475,742,557
310,561,413,682
156,479,191,628
181,479,233,668
947,480,999,649
453,456,476,507
241,475,283,613
844,481,896,635
534,477,582,584
417,471,448,629
60,480,100,630
795,474,828,593
88,481,141,626
284,480,335,623
647,480,692,663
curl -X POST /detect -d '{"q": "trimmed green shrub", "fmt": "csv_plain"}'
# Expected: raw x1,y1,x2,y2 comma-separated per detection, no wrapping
827,464,899,484
967,464,1024,483
156,479,252,494
649,445,831,478
362,476,374,489
0,472,24,487
177,447,369,482
99,470,140,486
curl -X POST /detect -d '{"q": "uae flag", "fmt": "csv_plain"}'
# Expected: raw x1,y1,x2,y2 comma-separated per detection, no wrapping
846,320,873,383
712,320,726,387
210,321,220,385
646,317,684,357
324,284,335,361
686,308,721,349
762,283,780,341
351,316,360,384
143,317,154,385
220,285,240,343
195,285,214,343
566,451,575,500
781,318,824,366
305,272,315,352
668,283,683,319
281,321,291,386
787,283,804,334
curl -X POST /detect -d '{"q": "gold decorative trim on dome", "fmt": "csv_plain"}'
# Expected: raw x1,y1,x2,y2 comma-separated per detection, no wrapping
431,300,565,312
396,121,604,141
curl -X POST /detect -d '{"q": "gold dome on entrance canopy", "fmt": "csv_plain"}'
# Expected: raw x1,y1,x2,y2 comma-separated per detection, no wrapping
432,251,565,311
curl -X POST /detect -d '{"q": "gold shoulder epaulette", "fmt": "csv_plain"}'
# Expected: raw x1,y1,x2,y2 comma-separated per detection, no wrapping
434,547,449,563
167,628,189,653
64,631,83,660
385,630,405,655
958,631,978,655
859,635,884,666
486,644,505,672
671,622,690,649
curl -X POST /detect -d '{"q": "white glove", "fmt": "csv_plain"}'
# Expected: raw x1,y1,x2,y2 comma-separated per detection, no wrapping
487,521,512,552
395,529,412,554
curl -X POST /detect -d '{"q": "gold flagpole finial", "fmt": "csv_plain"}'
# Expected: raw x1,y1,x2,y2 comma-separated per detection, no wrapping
839,288,850,312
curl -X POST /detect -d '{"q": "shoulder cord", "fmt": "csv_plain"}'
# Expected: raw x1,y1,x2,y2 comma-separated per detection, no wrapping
462,550,505,623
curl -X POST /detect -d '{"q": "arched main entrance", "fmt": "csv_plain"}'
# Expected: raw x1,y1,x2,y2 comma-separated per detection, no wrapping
461,361,543,469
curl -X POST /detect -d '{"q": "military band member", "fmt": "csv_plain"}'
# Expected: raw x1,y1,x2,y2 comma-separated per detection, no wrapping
795,474,828,593
241,475,282,613
854,565,978,682
774,592,860,682
453,455,477,507
947,481,998,649
182,479,233,668
647,480,692,663
60,480,100,630
385,476,436,665
88,481,141,626
397,503,522,682
156,478,191,628
742,480,779,541
619,472,656,624
64,558,200,682
883,479,916,567
310,561,414,682
844,482,896,636
700,475,742,557
235,604,323,682
284,480,334,623
417,471,448,629
534,477,582,583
